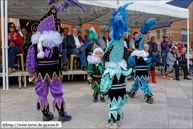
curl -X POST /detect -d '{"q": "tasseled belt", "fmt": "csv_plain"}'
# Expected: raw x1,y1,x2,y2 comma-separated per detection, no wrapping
37,60,59,66
93,75,102,78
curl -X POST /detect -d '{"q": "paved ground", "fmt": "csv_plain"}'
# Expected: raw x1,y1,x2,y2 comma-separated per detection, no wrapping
0,73,192,128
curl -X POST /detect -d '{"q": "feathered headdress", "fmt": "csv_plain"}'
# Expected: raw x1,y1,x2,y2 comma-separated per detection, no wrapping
83,26,99,42
135,19,156,50
110,2,133,40
103,3,133,63
47,0,89,12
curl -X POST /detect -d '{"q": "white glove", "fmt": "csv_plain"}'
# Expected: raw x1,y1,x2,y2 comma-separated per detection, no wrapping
28,75,35,82
143,57,148,61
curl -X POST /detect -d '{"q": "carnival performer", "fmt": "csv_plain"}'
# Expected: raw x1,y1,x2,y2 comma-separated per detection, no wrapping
100,3,133,129
127,19,156,104
87,47,105,102
26,0,88,122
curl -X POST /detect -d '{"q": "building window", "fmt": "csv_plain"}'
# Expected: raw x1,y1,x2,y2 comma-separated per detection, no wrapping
157,30,160,39
148,32,150,40
163,29,167,36
181,29,187,41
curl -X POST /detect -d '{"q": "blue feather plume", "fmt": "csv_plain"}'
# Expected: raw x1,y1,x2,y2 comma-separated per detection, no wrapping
110,2,133,40
140,19,156,34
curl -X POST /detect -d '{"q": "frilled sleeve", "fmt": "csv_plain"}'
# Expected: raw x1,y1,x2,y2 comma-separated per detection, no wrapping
100,72,114,93
128,56,136,68
59,44,63,54
26,45,37,78
87,64,93,80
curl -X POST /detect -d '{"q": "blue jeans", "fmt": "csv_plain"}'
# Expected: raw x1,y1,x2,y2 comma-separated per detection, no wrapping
153,53,161,63
62,48,67,66
72,43,91,67
8,46,22,68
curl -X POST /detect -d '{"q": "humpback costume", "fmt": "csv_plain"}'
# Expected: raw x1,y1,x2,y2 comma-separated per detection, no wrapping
26,0,88,122
127,19,156,104
100,3,133,129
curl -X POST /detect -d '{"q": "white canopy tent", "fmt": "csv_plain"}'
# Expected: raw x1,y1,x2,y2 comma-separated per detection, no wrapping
3,0,189,27
1,0,190,90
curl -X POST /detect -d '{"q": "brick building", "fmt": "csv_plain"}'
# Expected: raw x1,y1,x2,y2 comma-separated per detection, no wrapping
148,0,193,48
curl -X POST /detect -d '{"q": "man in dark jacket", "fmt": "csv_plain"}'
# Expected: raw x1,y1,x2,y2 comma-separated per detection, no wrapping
61,27,69,71
67,27,91,70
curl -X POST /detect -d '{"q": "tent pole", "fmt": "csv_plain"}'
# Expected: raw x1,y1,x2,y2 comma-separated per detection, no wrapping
5,0,9,90
1,0,5,90
117,0,119,9
187,17,189,71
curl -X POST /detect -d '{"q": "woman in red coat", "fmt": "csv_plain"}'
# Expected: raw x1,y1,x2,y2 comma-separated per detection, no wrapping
8,22,24,73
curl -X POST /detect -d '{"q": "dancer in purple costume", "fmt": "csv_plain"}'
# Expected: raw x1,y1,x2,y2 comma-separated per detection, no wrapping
27,0,88,122
26,7,71,122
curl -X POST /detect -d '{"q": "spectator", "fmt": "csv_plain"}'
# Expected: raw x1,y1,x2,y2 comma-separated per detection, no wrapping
175,42,178,46
16,22,23,37
8,22,24,73
57,24,63,35
127,35,132,41
57,19,62,25
181,43,187,52
122,33,131,62
129,32,138,51
144,44,157,83
21,28,27,48
67,27,91,71
21,28,28,60
98,29,111,51
161,35,172,53
57,19,63,34
147,36,162,66
179,50,187,65
168,37,174,46
167,46,191,80
61,27,69,71
78,31,82,37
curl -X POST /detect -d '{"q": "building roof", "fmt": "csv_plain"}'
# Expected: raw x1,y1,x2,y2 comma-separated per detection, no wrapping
166,0,192,8
150,22,172,30
149,0,192,30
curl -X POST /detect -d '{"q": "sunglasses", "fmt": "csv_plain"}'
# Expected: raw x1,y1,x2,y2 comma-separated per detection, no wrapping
9,26,15,28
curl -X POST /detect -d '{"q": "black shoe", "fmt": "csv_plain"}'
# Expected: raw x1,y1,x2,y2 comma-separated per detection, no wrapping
184,76,192,80
157,62,162,66
82,66,87,71
176,78,180,81
127,90,135,98
75,47,86,53
62,67,67,71
58,115,72,123
146,98,153,104
42,112,54,121
100,96,105,102
93,97,98,102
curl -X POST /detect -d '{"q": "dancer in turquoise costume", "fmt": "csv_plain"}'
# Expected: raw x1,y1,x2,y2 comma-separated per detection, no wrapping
100,3,133,129
127,19,156,104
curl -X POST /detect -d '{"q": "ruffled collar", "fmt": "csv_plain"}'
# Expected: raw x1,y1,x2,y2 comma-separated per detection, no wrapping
87,55,102,64
131,50,149,57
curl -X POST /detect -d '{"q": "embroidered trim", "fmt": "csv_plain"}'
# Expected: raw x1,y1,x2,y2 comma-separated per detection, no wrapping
52,99,65,110
35,71,63,82
37,100,48,111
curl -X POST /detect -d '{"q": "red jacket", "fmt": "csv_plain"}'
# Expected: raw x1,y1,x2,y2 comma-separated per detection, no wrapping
8,32,24,56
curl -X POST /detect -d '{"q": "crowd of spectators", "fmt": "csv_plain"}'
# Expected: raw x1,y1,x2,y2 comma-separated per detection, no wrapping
0,20,192,81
